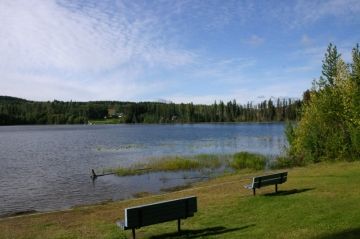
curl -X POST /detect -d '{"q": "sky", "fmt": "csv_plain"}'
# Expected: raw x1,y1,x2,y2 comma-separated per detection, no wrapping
0,0,359,104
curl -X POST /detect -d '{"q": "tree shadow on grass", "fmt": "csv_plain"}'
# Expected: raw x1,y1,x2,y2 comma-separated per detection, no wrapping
149,224,255,239
314,228,360,239
264,188,315,197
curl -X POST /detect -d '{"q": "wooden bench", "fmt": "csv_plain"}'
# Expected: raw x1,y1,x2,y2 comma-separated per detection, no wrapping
116,196,197,239
244,172,288,196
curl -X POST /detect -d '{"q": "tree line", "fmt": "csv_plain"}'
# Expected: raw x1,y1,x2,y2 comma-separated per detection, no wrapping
0,96,301,125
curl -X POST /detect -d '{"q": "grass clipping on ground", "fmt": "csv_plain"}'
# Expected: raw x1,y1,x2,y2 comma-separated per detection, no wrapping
1,161,360,239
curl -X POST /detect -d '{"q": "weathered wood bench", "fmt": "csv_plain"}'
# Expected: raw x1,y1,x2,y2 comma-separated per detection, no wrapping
244,172,288,196
116,196,197,239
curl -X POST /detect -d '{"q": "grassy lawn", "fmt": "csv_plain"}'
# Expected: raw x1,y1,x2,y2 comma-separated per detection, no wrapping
1,161,360,239
88,118,123,124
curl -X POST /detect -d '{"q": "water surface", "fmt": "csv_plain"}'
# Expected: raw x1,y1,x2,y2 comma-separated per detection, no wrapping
0,123,286,217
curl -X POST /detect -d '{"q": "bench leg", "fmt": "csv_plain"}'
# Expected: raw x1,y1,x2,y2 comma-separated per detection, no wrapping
253,188,256,196
275,184,278,193
178,219,181,232
132,228,136,239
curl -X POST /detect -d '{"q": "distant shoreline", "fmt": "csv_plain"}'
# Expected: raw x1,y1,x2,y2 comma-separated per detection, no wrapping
0,121,290,127
0,95,301,125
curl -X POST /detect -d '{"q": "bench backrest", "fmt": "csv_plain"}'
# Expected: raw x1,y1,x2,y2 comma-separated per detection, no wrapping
124,196,197,229
252,172,288,189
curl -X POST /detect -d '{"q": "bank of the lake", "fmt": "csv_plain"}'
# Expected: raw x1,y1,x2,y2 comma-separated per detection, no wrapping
1,161,359,239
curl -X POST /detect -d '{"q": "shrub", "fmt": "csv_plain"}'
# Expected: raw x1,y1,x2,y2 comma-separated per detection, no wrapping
230,152,266,170
271,155,306,169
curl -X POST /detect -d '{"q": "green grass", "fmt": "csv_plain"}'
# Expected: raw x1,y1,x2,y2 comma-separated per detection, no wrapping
88,118,122,124
230,152,267,170
109,154,224,176
108,152,269,177
1,161,360,238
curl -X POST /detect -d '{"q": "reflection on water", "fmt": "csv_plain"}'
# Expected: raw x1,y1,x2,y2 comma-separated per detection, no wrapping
0,123,286,217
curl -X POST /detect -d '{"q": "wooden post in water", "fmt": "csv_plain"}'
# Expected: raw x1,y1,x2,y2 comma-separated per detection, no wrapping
91,169,97,180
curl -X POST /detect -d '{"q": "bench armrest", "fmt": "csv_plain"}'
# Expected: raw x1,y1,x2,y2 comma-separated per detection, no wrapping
116,220,126,230
244,184,253,189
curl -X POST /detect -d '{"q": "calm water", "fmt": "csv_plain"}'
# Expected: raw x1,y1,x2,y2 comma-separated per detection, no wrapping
0,123,286,217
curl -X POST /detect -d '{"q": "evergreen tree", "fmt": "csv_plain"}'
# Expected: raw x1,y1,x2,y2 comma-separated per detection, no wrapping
319,43,341,88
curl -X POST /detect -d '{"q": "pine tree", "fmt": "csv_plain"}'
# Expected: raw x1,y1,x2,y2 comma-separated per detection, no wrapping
319,43,341,88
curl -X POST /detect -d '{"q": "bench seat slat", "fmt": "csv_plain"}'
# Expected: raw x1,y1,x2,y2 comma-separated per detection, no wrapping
124,196,197,229
253,177,286,188
247,172,288,190
254,173,287,181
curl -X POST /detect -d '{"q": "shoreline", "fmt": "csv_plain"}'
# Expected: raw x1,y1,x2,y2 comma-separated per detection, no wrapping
1,161,360,238
0,151,281,219
0,121,288,127
0,174,240,221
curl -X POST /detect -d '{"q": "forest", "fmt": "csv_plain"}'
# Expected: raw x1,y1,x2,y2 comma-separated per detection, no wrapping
0,96,301,125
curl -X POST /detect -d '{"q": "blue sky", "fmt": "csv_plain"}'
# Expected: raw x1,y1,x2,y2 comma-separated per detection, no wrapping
1,0,359,104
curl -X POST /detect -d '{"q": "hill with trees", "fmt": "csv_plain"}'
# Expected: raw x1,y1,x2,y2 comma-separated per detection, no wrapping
0,96,301,125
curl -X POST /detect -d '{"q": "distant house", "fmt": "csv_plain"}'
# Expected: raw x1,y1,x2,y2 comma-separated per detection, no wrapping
107,108,123,118
108,108,117,117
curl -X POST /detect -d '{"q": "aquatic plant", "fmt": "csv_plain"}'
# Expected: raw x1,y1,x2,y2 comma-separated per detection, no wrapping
110,154,223,176
109,152,271,177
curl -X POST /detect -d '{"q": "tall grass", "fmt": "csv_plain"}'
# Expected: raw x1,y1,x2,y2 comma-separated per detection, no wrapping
229,152,267,170
110,154,223,176
109,152,270,177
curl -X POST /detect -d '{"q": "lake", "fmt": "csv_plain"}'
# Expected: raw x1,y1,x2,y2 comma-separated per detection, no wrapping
0,123,286,217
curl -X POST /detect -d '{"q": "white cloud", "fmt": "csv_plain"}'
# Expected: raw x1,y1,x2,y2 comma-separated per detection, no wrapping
189,57,256,82
165,78,307,105
245,35,265,46
0,0,194,100
160,56,312,105
301,34,313,46
284,65,315,74
0,1,195,72
1,69,166,102
290,0,360,27
1,0,357,104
